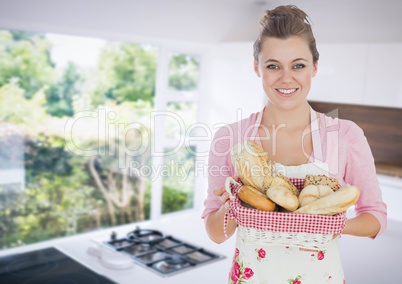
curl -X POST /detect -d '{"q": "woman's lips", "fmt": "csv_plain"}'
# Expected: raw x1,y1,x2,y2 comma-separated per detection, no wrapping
276,88,298,96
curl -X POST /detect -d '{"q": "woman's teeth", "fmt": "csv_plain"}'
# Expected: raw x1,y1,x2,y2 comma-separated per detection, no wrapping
277,88,296,94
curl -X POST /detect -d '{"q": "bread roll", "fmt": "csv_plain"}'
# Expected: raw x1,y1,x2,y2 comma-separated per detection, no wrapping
304,174,339,192
271,176,300,197
238,185,276,211
295,185,360,215
298,185,334,207
230,141,276,192
266,185,299,212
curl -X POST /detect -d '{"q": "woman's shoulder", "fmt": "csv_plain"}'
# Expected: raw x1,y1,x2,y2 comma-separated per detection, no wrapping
319,112,364,141
213,111,259,139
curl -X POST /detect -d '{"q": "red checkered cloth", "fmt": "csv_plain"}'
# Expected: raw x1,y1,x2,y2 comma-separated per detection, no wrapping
224,178,346,238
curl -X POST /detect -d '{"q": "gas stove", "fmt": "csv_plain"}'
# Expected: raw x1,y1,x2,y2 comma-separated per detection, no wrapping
97,227,225,277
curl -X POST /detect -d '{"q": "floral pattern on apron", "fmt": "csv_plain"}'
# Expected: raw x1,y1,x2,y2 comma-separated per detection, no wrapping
227,108,346,284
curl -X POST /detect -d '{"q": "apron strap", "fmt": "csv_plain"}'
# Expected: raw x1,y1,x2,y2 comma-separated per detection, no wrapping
249,109,263,142
310,108,323,162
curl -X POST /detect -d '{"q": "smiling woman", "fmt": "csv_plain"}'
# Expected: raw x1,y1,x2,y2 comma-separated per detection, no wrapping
203,5,387,284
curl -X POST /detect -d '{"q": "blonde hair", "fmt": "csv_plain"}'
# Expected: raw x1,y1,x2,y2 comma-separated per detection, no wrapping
253,5,319,63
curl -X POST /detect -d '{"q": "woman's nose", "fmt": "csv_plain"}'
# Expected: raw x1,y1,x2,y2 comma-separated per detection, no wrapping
280,69,293,83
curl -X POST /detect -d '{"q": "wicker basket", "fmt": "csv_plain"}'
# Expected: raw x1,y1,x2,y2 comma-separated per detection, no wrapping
224,180,346,250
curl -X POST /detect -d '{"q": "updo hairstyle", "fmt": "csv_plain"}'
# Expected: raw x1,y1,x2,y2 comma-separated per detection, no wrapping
253,5,319,64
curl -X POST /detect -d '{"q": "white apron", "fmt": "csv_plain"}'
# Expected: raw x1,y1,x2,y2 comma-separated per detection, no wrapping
227,109,346,284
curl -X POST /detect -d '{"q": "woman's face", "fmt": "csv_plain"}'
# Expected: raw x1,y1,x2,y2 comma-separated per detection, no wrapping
254,36,318,111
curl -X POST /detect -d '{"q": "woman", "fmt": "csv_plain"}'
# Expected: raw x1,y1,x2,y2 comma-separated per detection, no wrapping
202,5,387,283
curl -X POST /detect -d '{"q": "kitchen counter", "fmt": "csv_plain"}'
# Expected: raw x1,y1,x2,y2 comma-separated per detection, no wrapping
376,163,402,178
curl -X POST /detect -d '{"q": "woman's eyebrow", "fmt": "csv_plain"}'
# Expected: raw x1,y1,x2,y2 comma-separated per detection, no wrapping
264,58,308,64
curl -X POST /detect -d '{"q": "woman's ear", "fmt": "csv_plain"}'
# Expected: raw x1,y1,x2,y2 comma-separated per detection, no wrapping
312,61,318,77
254,61,261,77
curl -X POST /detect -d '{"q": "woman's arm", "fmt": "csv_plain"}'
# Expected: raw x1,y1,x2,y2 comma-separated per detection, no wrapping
342,212,381,237
342,120,387,237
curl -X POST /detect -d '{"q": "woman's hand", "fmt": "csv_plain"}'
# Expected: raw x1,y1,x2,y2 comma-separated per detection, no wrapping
341,212,381,237
204,176,239,243
213,186,231,211
213,175,239,211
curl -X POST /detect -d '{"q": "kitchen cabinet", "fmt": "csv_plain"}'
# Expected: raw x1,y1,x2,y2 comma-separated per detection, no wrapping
309,44,368,105
363,43,402,108
309,43,402,108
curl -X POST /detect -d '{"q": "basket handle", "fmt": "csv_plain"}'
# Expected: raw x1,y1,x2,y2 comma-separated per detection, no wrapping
223,177,242,238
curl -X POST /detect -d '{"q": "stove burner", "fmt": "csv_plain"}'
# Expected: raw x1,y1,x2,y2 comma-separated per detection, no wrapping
166,254,187,265
152,254,192,274
127,227,164,244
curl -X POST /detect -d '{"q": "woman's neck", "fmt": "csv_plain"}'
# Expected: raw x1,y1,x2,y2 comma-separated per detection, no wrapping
262,102,311,129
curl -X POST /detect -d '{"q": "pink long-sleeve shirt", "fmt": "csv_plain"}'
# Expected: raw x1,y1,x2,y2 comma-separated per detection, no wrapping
202,111,387,236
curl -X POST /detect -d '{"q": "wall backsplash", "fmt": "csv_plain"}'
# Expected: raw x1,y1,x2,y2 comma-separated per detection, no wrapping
309,101,402,177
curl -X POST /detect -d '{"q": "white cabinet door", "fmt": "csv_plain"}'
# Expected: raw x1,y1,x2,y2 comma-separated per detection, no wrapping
309,44,368,104
363,43,402,108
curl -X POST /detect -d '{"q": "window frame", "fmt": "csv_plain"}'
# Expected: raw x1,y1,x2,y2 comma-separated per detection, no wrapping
151,45,208,220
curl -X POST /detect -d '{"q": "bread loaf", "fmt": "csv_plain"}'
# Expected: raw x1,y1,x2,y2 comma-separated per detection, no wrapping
238,185,276,211
266,185,299,212
230,141,277,191
298,185,334,207
295,185,360,215
271,175,300,197
304,174,339,192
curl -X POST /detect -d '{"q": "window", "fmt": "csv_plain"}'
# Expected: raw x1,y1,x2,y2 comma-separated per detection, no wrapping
149,51,201,219
0,30,202,249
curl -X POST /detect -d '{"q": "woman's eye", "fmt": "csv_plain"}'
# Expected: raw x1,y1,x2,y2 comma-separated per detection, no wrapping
267,64,278,69
294,64,305,69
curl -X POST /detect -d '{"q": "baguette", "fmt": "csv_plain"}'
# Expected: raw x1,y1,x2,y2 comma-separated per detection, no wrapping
295,185,360,215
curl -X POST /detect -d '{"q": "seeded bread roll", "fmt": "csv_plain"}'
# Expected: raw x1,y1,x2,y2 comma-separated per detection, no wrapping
304,174,339,192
